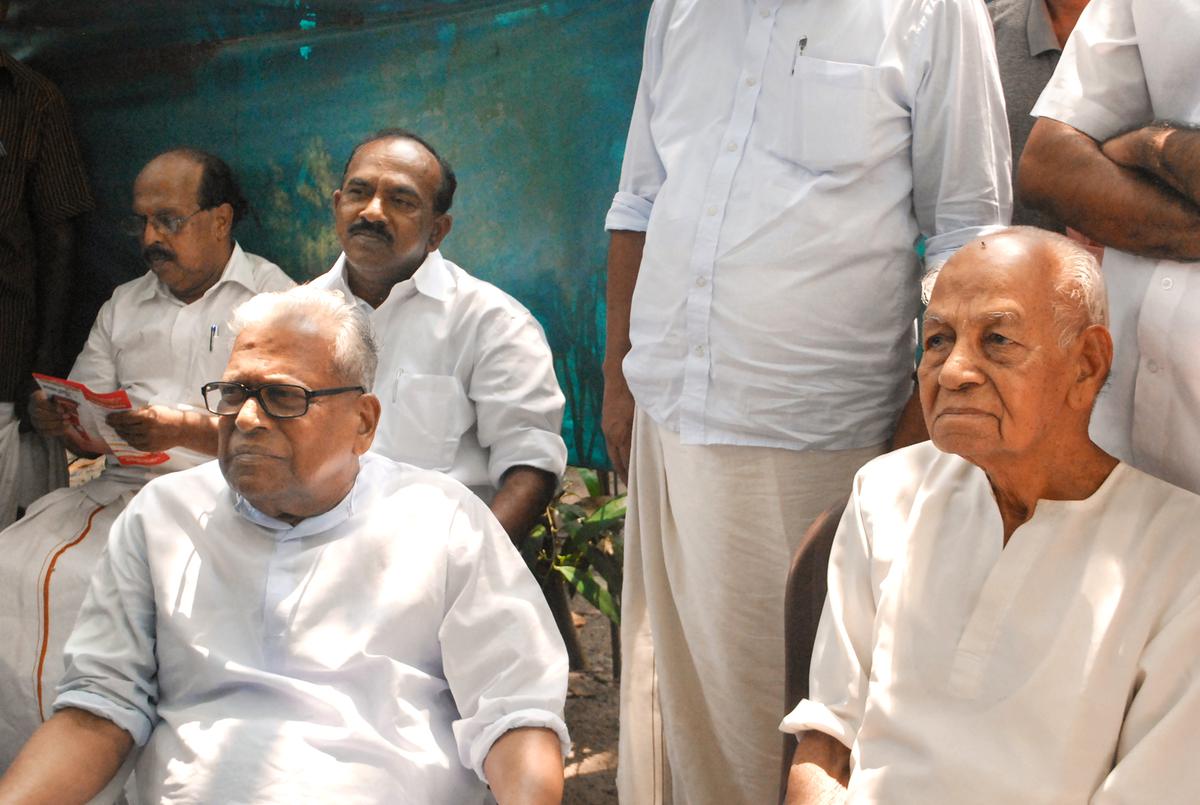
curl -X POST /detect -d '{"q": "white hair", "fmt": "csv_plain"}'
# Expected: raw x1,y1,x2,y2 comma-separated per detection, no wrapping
920,226,1108,348
230,286,377,388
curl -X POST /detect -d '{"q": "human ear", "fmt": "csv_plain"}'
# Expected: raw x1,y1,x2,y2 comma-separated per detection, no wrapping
1067,324,1113,410
351,392,381,455
427,213,453,251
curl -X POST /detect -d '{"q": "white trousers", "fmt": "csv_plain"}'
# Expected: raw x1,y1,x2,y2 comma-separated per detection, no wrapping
617,408,881,805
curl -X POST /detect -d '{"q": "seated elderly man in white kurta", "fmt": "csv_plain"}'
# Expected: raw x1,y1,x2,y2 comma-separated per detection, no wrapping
781,227,1200,804
0,149,293,769
0,287,569,804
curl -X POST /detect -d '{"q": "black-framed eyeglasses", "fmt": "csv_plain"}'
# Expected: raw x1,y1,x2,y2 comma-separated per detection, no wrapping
122,208,210,238
201,381,365,419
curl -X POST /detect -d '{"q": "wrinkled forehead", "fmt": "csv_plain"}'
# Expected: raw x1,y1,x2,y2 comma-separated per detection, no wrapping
227,321,338,384
927,235,1055,318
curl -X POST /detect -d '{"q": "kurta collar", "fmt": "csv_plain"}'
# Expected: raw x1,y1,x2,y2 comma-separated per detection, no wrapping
233,465,362,542
136,242,256,305
328,249,457,310
1026,0,1062,58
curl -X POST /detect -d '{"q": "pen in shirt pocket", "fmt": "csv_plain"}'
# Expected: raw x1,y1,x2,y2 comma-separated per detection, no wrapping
209,323,217,352
790,35,808,75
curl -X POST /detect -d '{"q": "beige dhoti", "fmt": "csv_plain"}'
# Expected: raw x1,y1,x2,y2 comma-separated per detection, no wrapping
618,407,881,805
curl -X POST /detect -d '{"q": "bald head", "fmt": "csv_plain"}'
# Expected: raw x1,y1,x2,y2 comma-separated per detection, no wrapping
924,227,1107,348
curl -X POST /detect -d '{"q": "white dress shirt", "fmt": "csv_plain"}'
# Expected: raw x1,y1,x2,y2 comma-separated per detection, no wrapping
1031,0,1200,494
782,442,1200,803
310,250,567,501
68,242,294,483
606,0,1011,450
55,452,570,804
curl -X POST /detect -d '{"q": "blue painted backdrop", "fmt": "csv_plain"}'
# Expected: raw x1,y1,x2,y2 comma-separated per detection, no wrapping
2,0,651,468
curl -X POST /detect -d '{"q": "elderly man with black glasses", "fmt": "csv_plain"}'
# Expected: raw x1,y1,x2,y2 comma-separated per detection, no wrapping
0,149,292,768
0,286,570,805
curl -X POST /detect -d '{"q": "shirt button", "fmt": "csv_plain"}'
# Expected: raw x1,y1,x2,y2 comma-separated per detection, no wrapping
1147,360,1160,373
694,345,706,357
745,76,758,87
706,205,718,216
695,276,708,287
1162,277,1174,290
726,141,738,152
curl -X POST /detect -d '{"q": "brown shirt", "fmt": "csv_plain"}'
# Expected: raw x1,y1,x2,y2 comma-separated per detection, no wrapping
0,50,93,400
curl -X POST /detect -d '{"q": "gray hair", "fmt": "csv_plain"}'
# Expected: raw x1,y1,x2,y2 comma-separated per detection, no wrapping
921,226,1108,348
230,286,377,388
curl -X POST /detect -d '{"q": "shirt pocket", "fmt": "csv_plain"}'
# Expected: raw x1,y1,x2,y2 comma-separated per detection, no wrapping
770,57,883,172
390,372,473,472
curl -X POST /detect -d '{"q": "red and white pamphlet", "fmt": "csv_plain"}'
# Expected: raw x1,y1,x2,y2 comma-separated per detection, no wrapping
33,374,170,466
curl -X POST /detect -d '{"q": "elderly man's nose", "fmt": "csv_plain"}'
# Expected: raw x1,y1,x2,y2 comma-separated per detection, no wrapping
939,344,984,388
234,395,269,429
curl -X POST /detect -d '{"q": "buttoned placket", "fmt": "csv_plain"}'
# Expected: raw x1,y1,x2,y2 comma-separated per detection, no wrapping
678,1,779,443
260,534,308,668
1131,262,1181,468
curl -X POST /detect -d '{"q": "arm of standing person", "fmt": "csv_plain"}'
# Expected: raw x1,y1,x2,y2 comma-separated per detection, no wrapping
0,708,132,805
602,230,643,483
784,730,851,805
483,726,565,805
1019,118,1200,261
1101,124,1200,209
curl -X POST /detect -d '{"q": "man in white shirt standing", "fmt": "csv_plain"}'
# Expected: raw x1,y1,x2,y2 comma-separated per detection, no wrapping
602,2,1011,802
0,149,293,768
1019,0,1200,495
782,227,1200,803
309,129,566,542
0,286,570,804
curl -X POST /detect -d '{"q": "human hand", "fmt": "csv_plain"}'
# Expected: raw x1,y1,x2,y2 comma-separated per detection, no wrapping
106,405,183,452
1102,124,1170,171
601,372,635,484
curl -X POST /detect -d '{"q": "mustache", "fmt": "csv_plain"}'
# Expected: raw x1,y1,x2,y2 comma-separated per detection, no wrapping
348,218,393,243
142,244,176,264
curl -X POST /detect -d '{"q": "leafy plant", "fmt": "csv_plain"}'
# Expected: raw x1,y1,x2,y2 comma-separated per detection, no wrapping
522,467,624,626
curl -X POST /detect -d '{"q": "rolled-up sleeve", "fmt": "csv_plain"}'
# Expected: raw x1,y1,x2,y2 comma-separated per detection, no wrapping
604,2,668,233
473,309,567,489
779,484,877,749
1030,0,1150,143
439,497,570,782
908,0,1012,268
54,504,160,746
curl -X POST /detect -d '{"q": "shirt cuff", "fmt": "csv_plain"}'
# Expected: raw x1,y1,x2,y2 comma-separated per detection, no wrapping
487,430,568,491
1030,94,1125,143
54,689,154,747
778,698,856,751
604,192,653,232
466,708,571,784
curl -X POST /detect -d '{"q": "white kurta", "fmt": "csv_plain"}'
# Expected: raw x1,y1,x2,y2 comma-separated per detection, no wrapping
1030,0,1200,494
0,245,293,769
310,250,566,503
55,453,569,804
782,442,1200,803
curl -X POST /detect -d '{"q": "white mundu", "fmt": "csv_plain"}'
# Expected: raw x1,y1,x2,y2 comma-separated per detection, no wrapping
783,441,1200,803
0,245,293,769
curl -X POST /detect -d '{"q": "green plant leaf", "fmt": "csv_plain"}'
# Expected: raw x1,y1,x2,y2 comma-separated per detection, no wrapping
579,467,603,498
585,495,627,523
554,564,620,625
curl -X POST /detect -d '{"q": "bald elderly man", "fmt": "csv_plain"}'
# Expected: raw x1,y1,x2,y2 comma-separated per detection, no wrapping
0,286,569,804
0,149,293,768
782,227,1200,803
